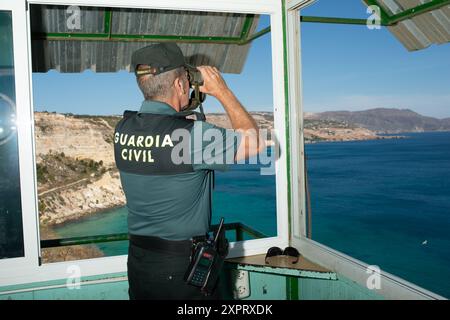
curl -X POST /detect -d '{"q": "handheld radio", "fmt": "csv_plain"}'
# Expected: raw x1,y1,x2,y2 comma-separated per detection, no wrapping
184,217,228,295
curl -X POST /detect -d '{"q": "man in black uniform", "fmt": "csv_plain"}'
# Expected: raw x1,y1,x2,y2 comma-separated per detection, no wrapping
114,43,264,300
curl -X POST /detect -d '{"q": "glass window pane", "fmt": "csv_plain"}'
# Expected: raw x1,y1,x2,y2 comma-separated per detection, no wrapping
0,10,25,259
301,0,450,298
31,5,276,262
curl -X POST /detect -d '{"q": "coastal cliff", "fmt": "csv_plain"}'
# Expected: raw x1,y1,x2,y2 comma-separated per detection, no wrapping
39,168,124,225
35,112,126,227
35,112,117,166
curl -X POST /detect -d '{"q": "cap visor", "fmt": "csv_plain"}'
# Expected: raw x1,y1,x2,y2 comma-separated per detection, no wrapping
185,63,198,71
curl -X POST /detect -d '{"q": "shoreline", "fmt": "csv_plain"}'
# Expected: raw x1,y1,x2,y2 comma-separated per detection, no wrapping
40,225,105,263
43,203,126,229
305,134,406,144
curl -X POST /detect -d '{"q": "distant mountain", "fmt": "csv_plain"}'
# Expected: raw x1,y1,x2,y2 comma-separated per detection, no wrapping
442,117,450,128
307,108,450,133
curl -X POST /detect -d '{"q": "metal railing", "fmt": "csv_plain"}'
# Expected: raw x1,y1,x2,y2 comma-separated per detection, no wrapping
40,222,267,249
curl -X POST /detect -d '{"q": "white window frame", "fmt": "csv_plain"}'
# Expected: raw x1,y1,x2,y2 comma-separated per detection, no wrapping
0,0,41,279
0,0,310,287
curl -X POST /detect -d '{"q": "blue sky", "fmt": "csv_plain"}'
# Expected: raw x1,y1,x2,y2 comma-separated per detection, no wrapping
32,0,450,118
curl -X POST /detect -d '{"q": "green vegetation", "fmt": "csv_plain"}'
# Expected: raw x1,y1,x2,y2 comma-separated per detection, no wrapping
38,199,46,213
305,134,327,143
36,151,106,188
36,163,49,183
67,114,121,128
104,134,114,145
304,119,353,130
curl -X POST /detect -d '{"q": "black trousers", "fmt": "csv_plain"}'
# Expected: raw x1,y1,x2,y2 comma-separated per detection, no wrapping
127,242,222,300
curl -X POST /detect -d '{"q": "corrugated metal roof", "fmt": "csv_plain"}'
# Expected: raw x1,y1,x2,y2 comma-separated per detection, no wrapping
374,0,450,51
30,5,260,74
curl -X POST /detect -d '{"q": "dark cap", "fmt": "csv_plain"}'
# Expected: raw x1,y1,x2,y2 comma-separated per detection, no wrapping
131,43,190,77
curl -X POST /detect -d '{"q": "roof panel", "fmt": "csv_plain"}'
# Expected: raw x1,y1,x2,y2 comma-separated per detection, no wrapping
368,0,450,51
30,5,260,74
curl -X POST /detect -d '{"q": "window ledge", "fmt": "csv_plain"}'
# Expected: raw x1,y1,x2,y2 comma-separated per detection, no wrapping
226,254,337,280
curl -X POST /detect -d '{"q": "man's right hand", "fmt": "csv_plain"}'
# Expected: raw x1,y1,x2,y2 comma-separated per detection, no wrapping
196,66,266,162
197,66,230,99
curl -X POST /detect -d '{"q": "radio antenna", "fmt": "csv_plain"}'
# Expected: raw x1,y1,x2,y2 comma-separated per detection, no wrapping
214,217,225,243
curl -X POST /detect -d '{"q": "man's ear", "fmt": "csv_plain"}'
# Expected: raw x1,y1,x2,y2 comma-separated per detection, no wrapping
174,77,186,96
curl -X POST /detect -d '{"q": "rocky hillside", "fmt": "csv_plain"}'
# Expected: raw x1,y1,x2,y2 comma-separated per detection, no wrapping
35,112,125,227
206,112,274,130
307,108,450,133
302,118,386,143
35,112,120,166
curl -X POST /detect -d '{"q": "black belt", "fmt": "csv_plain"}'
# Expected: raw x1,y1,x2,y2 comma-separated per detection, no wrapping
129,234,208,255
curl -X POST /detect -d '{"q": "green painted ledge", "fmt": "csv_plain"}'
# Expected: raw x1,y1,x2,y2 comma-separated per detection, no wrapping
0,272,128,299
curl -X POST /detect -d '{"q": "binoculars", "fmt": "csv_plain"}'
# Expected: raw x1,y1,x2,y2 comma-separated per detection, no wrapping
185,67,206,111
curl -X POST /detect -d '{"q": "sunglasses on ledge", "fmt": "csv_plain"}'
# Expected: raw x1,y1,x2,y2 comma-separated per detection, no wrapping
264,246,301,264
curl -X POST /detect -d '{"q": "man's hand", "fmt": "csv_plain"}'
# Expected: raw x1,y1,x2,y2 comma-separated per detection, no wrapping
197,66,230,99
196,65,265,162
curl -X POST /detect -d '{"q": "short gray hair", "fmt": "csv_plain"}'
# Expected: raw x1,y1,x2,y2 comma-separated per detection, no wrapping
136,66,185,100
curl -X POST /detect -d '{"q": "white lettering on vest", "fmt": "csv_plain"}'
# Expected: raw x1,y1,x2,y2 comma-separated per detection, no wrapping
161,134,174,147
121,149,127,160
128,135,135,147
136,136,144,147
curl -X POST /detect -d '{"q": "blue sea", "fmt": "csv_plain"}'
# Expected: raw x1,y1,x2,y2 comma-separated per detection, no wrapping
55,132,450,298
